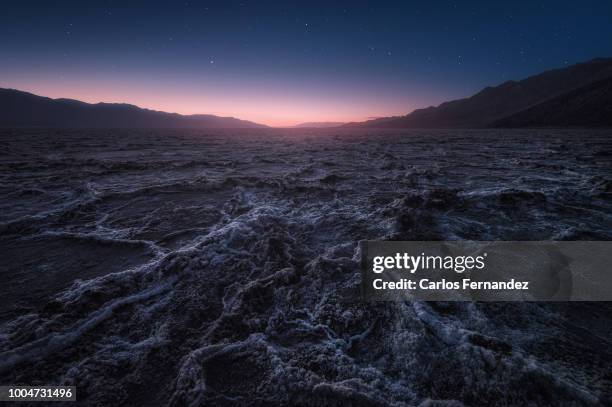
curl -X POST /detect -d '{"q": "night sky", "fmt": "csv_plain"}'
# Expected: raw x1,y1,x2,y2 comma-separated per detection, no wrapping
2,1,612,126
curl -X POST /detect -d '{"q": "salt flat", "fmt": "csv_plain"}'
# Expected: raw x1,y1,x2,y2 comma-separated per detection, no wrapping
0,128,610,405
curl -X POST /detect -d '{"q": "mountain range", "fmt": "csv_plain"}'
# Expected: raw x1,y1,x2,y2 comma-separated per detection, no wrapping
0,88,266,129
491,75,612,128
2,57,611,129
347,57,612,128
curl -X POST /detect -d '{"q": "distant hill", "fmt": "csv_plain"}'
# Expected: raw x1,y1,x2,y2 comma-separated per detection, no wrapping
491,76,612,127
348,58,612,128
293,122,346,128
0,88,267,129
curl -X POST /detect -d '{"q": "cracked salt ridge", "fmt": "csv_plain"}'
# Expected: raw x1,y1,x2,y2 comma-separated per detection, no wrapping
0,129,611,406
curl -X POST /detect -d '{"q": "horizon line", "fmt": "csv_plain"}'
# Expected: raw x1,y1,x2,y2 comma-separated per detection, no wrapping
1,85,405,128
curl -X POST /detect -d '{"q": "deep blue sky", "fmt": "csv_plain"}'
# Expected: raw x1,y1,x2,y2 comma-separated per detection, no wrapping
2,0,611,125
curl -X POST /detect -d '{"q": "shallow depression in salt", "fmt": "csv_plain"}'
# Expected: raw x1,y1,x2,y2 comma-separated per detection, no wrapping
0,128,611,406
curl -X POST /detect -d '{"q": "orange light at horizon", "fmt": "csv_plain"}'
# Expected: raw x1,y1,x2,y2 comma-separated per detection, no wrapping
2,77,422,128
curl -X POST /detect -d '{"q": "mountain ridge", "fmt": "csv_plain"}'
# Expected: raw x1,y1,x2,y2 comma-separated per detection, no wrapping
346,57,612,128
491,76,612,128
0,88,267,129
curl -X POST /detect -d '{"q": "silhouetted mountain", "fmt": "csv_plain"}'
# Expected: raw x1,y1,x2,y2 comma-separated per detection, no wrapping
491,76,612,127
0,88,267,129
348,58,612,128
293,121,345,128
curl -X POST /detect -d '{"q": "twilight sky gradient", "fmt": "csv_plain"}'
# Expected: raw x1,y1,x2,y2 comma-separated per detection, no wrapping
2,1,612,126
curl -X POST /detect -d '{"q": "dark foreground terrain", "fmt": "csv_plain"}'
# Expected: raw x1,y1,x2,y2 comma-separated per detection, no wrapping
0,128,611,406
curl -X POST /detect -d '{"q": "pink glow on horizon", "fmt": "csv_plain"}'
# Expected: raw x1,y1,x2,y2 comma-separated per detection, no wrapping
3,78,426,127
